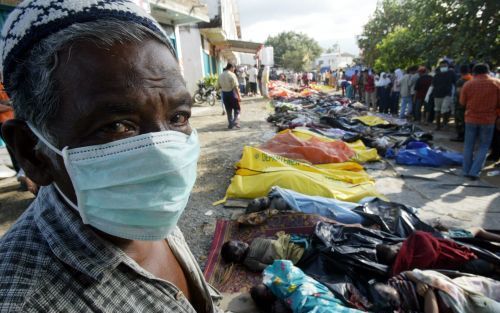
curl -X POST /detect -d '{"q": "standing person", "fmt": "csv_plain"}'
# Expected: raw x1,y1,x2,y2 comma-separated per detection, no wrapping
0,81,16,172
0,78,38,193
325,70,331,86
0,1,223,312
375,72,385,111
358,70,365,103
431,60,456,130
217,63,242,129
248,64,258,96
487,116,500,162
257,64,264,95
399,67,416,119
378,73,391,113
292,72,299,86
302,72,309,87
237,68,246,97
390,69,403,115
460,63,500,180
450,64,472,142
351,70,359,100
307,72,313,86
409,65,419,116
340,70,347,96
364,70,376,110
414,66,433,123
261,66,270,98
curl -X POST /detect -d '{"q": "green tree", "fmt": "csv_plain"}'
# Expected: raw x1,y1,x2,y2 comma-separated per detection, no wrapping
325,43,340,54
359,0,500,69
265,31,322,71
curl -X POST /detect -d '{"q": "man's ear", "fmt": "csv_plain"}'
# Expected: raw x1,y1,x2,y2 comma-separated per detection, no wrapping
1,119,55,186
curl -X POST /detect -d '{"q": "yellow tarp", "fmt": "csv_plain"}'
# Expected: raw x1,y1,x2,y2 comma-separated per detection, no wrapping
284,128,381,163
236,146,372,184
214,146,383,205
352,115,390,126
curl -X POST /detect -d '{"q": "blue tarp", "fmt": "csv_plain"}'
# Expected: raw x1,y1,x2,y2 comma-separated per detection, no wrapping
388,141,463,167
269,187,365,224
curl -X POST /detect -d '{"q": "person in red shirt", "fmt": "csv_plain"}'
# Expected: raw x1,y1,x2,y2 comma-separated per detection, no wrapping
459,63,500,179
351,70,359,100
364,70,376,110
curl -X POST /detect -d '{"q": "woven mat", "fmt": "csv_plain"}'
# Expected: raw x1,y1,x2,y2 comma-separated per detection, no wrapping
203,212,331,293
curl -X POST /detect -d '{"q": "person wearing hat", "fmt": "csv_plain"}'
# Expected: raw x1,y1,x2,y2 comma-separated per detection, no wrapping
0,1,222,312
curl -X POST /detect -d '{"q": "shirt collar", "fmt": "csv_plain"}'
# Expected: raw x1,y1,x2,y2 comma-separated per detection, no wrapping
34,185,126,282
474,74,489,79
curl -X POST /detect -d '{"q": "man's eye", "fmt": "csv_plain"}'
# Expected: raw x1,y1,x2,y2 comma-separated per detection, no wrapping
101,122,135,134
171,112,190,125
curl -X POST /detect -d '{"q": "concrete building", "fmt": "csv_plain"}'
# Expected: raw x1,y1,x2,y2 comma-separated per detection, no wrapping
316,52,356,70
0,0,263,96
179,0,263,94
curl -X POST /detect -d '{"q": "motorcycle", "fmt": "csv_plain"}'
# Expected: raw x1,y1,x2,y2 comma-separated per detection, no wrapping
193,81,217,106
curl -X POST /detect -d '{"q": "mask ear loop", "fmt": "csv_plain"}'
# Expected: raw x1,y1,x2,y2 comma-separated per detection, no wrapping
26,123,63,156
26,123,85,220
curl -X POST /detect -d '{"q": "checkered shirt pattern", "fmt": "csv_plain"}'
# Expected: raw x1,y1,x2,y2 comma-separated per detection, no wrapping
460,74,500,125
0,185,213,312
0,0,175,87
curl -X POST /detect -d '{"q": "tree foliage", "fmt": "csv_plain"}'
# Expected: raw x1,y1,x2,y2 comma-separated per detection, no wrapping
359,0,500,71
325,43,340,54
265,31,322,71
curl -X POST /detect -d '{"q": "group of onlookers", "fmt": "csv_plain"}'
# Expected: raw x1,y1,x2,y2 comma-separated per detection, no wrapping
235,64,269,98
348,61,500,180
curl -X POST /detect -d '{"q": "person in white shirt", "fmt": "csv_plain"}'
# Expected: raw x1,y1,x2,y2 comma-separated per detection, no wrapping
248,65,258,96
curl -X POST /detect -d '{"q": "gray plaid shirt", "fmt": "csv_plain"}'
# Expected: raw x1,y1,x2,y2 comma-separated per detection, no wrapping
0,185,221,312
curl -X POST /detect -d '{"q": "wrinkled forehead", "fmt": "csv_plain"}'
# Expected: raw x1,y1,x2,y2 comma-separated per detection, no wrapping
55,39,183,97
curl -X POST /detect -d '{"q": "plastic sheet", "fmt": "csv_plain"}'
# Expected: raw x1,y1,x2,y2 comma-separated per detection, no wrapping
259,129,355,164
236,146,373,184
268,187,365,224
355,197,435,237
393,141,463,167
352,115,390,127
218,166,383,205
288,128,380,163
313,222,403,279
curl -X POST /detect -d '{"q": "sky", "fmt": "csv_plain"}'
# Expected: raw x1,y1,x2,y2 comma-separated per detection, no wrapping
235,0,379,56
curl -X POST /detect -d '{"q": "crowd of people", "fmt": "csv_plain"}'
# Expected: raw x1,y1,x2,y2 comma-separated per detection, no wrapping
338,61,500,179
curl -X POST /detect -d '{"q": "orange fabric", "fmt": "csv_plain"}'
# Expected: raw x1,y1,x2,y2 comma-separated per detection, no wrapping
0,83,9,102
0,110,14,123
460,75,500,124
259,130,355,164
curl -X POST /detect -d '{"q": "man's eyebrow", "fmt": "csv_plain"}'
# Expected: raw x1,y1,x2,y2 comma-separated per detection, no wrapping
97,102,139,114
76,101,138,120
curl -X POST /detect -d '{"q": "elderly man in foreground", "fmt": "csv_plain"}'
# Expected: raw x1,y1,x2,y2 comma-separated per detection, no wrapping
0,1,221,312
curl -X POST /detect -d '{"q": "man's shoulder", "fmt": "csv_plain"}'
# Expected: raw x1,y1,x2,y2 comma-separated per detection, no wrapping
0,207,53,312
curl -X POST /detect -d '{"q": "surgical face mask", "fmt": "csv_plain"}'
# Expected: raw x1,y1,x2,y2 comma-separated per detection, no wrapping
28,124,200,241
440,67,448,72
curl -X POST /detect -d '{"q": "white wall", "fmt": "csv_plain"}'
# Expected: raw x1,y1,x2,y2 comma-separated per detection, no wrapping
179,26,205,94
200,0,220,18
220,0,239,40
315,53,353,69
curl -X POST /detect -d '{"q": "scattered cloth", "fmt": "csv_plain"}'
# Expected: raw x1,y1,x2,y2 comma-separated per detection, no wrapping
263,260,363,313
243,232,304,272
392,231,477,275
